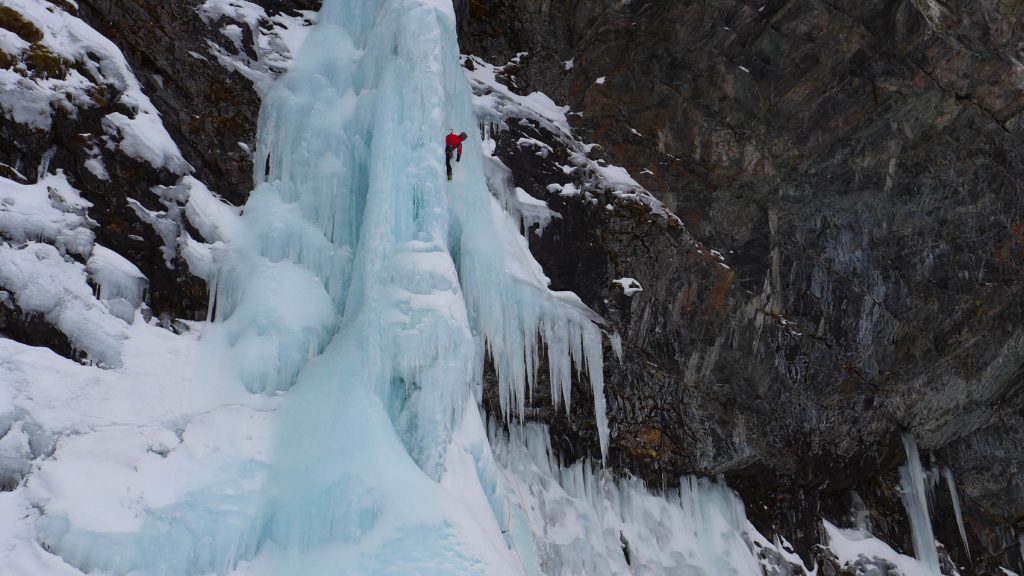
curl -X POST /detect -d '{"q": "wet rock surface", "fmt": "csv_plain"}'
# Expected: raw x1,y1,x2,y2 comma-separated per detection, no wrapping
461,0,1024,572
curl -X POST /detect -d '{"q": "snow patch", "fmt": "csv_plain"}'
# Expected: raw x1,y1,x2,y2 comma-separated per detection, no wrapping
613,277,643,296
824,520,938,576
0,242,127,367
102,112,190,175
464,54,680,224
86,244,147,319
0,171,94,256
198,0,318,95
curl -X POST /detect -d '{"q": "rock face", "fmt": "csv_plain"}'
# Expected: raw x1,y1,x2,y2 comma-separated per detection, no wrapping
458,0,1024,572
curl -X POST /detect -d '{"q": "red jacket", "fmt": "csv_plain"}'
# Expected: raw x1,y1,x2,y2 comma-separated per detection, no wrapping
446,132,465,156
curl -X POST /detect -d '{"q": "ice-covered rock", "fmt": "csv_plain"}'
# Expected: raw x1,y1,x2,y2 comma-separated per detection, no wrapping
86,245,148,311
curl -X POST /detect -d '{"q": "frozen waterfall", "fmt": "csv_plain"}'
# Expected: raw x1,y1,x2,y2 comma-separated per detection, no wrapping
28,1,769,574
213,0,609,571
209,0,608,458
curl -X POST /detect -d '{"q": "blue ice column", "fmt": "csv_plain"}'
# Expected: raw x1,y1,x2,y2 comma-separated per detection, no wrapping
238,0,607,573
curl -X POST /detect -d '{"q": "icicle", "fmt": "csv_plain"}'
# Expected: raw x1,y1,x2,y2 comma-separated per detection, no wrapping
851,490,872,532
944,466,971,563
487,420,762,576
899,433,942,575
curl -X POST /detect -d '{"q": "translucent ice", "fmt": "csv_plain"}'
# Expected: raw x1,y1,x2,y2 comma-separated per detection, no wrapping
943,466,970,563
900,433,942,575
488,421,764,576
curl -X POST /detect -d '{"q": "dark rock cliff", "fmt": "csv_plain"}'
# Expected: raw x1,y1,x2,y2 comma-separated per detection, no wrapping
458,0,1024,573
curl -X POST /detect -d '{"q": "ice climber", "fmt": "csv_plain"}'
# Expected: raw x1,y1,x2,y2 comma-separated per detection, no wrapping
445,129,467,180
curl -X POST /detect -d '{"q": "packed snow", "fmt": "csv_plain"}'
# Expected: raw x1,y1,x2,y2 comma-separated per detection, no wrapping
0,321,281,575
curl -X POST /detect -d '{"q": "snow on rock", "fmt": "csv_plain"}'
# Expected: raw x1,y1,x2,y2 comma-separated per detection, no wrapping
182,175,242,244
613,277,644,296
0,0,190,174
82,156,109,181
823,520,939,576
198,0,318,95
120,174,241,271
590,162,641,190
479,130,560,234
513,185,557,233
101,112,190,175
86,245,147,322
464,54,680,224
0,242,127,367
180,176,242,281
0,171,94,256
464,55,573,137
516,136,553,158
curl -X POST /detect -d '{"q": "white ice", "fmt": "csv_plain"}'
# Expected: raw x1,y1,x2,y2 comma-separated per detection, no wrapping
488,421,765,576
943,466,970,563
899,434,942,575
